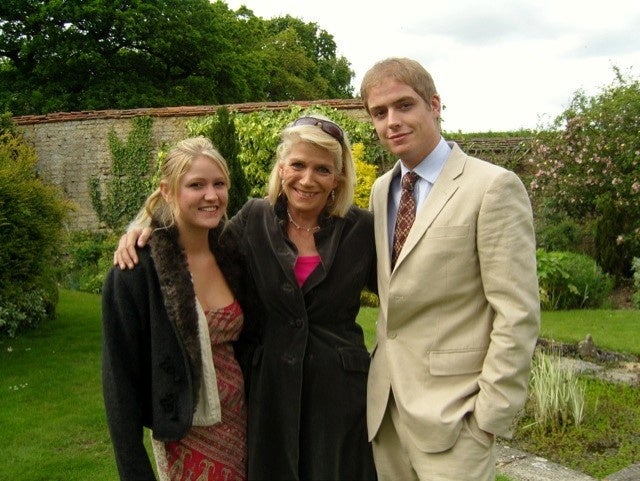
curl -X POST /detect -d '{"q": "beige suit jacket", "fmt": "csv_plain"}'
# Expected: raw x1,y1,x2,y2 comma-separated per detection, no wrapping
367,143,540,453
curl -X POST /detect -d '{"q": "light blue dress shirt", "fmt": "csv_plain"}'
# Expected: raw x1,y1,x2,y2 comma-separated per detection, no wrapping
387,137,452,254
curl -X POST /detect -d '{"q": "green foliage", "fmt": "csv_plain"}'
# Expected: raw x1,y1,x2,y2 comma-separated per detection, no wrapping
534,198,594,254
189,109,280,197
89,116,154,231
352,142,378,209
594,198,634,277
0,112,17,134
356,306,378,350
188,105,382,198
359,289,379,308
56,231,119,294
526,351,585,433
259,15,354,100
0,119,70,336
536,249,614,310
530,67,640,276
187,107,250,217
632,257,640,309
0,289,48,338
0,1,354,116
514,376,640,478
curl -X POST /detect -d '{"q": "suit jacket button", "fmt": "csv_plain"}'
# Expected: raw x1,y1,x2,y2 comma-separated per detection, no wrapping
388,331,397,339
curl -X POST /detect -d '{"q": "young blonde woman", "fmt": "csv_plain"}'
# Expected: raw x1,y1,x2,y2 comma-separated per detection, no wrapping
102,137,247,481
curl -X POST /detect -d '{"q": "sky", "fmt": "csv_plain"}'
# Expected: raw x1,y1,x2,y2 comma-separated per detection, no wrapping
222,0,640,133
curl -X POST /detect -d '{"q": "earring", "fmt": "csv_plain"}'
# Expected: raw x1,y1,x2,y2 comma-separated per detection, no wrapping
331,190,335,202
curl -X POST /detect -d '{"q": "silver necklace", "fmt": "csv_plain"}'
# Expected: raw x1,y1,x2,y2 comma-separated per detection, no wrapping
287,210,320,233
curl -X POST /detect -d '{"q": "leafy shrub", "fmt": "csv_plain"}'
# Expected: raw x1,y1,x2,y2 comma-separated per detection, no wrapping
632,257,640,309
530,68,640,277
594,198,635,277
56,231,119,294
0,289,48,338
0,115,70,336
537,249,614,310
534,198,595,255
360,289,379,308
352,143,378,209
187,105,384,198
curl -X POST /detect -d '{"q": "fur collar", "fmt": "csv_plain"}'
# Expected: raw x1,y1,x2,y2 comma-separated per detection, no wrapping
148,221,242,405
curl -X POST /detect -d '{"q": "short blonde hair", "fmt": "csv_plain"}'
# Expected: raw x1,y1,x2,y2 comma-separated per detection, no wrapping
360,57,439,114
266,114,355,217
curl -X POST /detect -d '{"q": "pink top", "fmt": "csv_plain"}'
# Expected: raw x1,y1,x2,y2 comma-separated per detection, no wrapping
293,255,321,287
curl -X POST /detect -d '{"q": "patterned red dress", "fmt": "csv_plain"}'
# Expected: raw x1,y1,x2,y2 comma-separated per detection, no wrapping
164,300,247,481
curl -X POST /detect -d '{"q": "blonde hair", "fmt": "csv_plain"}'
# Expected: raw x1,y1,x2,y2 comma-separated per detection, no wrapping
134,137,230,228
266,114,356,217
360,57,439,114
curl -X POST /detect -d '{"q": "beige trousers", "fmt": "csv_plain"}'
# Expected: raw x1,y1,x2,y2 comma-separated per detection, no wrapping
372,394,496,481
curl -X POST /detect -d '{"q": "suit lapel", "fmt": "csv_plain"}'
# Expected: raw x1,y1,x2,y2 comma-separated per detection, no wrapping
373,163,401,276
394,144,466,268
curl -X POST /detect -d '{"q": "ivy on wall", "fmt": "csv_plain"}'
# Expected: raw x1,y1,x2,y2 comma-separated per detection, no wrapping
89,116,154,231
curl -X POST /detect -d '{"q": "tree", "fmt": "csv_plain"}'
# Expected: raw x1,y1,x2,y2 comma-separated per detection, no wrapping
262,15,354,100
530,67,640,276
1,0,235,113
0,1,355,115
209,107,250,217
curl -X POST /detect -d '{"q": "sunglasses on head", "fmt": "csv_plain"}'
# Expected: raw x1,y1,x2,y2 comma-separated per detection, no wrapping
292,116,344,144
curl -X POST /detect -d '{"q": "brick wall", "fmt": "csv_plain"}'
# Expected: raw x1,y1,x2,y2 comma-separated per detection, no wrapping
17,114,189,231
13,99,529,231
14,100,365,231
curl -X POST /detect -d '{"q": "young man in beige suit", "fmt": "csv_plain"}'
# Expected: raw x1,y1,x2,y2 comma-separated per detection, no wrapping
361,57,540,480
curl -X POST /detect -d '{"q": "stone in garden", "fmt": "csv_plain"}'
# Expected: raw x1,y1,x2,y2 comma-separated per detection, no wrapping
578,334,598,359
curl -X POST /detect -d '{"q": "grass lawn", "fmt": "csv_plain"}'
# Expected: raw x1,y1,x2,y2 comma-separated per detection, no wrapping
357,306,640,356
1,291,637,480
0,289,122,480
540,309,640,356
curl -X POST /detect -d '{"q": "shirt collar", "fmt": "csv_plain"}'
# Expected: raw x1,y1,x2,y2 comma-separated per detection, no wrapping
399,136,451,183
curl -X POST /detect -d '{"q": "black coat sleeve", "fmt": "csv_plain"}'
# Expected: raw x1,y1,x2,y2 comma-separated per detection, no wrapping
102,264,156,481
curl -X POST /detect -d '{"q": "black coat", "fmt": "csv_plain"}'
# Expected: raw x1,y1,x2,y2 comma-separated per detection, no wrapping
101,223,244,481
228,198,378,481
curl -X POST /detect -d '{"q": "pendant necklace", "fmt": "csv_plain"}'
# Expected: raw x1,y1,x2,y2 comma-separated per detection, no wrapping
287,210,320,233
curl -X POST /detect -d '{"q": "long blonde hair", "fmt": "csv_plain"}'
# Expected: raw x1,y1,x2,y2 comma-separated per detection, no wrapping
134,137,230,228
